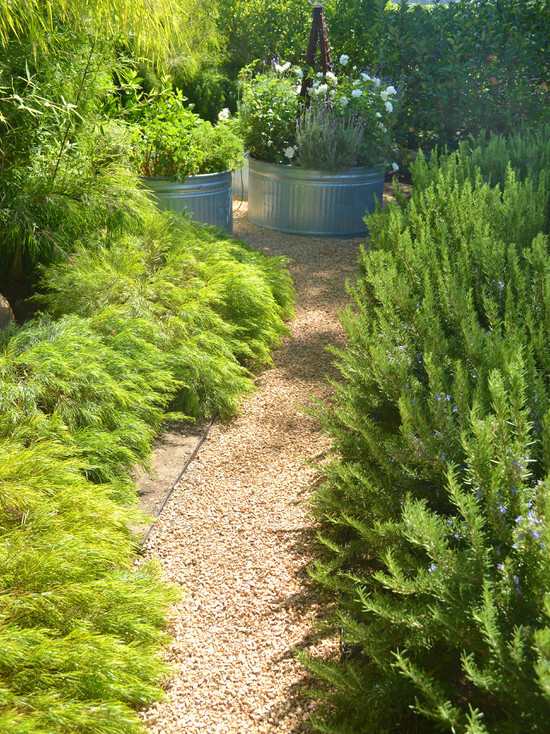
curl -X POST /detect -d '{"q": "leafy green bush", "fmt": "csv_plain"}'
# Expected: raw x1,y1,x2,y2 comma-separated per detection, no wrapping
238,71,301,164
172,64,239,123
135,88,243,178
307,129,550,732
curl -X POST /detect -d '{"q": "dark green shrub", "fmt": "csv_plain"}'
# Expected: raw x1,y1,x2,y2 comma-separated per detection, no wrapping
173,65,238,123
378,0,550,151
216,0,384,79
216,0,310,76
307,130,550,732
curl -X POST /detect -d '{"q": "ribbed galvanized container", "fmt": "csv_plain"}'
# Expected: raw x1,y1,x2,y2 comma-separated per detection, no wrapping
232,154,249,201
248,158,385,237
143,171,233,233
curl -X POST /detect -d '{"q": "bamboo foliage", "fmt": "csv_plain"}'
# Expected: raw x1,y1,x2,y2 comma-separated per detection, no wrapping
0,0,219,63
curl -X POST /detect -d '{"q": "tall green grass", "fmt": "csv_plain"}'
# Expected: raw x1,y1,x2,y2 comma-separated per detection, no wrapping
0,440,177,733
0,207,294,733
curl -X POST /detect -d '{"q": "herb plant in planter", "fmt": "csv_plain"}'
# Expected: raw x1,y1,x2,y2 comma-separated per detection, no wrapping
240,57,399,236
137,89,243,232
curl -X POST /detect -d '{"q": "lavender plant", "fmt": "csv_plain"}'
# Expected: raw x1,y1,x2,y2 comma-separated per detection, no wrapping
296,104,365,170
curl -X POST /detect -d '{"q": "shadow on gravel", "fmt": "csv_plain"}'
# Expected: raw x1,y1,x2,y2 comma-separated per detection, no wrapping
276,327,344,383
262,524,333,733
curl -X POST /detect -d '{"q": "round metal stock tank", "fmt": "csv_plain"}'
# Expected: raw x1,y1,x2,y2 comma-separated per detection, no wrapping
144,171,233,233
248,158,384,237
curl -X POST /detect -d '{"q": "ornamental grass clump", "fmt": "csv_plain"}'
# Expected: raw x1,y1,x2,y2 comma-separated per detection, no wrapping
296,105,365,171
307,129,550,733
0,439,178,733
40,209,293,416
0,203,293,732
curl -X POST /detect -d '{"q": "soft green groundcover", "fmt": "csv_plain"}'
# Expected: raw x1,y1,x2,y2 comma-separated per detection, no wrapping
0,205,293,733
306,127,550,734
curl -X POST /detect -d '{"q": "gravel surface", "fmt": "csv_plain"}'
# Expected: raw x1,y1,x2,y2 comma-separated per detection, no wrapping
141,203,362,733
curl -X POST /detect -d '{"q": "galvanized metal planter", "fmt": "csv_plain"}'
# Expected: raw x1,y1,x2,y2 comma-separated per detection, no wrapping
248,158,385,237
143,171,233,233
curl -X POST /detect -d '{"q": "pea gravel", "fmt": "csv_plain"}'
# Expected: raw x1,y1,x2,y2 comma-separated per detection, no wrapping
141,203,363,733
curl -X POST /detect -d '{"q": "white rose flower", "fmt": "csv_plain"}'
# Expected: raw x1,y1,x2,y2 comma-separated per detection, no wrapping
391,162,399,172
375,112,382,118
317,83,329,94
295,84,302,94
372,76,381,87
294,67,304,78
385,100,394,113
380,90,389,101
326,71,338,84
217,108,230,121
361,72,371,81
340,96,349,106
284,146,296,160
339,54,350,66
385,85,397,95
274,61,291,73
351,88,363,98
316,72,324,78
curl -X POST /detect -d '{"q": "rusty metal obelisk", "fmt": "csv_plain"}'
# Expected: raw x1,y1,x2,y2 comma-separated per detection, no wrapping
300,4,333,99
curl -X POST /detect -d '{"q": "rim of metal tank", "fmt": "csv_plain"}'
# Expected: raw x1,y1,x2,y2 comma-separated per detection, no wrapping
248,157,386,182
141,170,232,183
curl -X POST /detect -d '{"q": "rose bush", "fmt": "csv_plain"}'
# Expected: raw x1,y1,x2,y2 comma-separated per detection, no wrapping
239,56,399,171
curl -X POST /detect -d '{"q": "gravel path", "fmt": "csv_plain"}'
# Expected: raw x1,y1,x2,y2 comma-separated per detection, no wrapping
141,203,361,733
